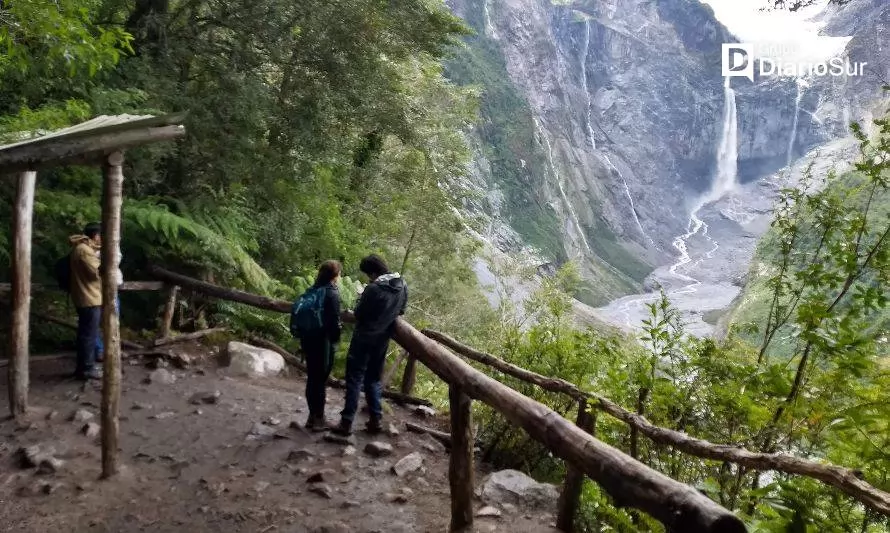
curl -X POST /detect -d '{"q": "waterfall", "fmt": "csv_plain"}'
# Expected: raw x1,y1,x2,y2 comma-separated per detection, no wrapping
535,119,591,256
669,76,738,284
602,154,653,245
787,79,804,167
580,19,595,149
483,0,496,38
706,77,739,203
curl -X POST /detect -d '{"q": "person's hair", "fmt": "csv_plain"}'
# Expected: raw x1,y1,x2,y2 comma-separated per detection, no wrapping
83,223,101,239
314,260,342,286
359,254,390,278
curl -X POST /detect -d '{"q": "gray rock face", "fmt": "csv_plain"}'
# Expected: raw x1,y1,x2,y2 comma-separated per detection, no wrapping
479,469,559,510
447,0,886,308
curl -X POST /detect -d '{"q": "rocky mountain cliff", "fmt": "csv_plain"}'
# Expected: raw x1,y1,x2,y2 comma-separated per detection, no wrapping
445,0,886,308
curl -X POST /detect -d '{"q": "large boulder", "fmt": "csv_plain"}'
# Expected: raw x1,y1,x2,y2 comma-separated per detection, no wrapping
479,470,559,510
227,342,285,377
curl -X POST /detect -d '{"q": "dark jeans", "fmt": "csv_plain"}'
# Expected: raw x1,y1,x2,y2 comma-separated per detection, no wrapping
302,337,335,418
341,337,390,424
75,306,101,375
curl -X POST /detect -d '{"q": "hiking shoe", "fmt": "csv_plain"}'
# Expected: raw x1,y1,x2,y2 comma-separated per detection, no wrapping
330,420,353,436
305,415,329,433
364,418,383,435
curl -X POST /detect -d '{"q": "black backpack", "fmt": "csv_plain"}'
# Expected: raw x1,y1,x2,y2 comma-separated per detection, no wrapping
54,253,72,292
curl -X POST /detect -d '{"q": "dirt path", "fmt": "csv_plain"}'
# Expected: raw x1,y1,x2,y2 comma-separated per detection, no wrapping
0,345,558,533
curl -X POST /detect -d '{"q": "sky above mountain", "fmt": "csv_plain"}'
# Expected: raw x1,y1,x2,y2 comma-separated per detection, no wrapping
701,0,851,64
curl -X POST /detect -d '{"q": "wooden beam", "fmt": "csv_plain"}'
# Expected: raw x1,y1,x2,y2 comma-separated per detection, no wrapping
400,355,417,396
24,310,144,351
0,281,164,292
395,321,744,532
157,285,179,339
152,327,226,347
0,125,185,173
448,384,474,532
425,329,890,517
147,265,290,313
8,170,36,420
382,348,409,389
100,152,124,479
557,400,596,532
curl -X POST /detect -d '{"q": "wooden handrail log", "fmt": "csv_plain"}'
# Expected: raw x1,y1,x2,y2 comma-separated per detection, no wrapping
424,329,890,517
396,321,745,532
148,265,291,313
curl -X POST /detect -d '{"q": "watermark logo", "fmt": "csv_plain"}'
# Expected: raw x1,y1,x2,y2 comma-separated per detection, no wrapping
722,42,866,82
722,44,754,82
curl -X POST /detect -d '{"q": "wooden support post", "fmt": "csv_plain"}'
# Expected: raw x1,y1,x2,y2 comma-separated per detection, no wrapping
449,384,474,532
382,349,409,389
100,152,124,478
557,400,597,532
400,355,417,396
8,171,36,420
158,284,179,339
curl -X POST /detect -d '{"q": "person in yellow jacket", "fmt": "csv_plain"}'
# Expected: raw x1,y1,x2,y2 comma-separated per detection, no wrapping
69,223,103,380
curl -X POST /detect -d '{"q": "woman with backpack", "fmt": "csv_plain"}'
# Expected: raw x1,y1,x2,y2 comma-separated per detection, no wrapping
292,260,343,431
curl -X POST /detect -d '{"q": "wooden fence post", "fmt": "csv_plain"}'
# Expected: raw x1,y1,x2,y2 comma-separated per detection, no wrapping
100,152,124,478
556,399,597,531
8,170,36,420
382,349,409,389
400,355,417,396
449,384,474,532
158,284,179,339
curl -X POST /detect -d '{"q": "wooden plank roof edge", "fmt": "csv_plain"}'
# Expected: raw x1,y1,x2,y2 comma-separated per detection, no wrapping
0,111,188,153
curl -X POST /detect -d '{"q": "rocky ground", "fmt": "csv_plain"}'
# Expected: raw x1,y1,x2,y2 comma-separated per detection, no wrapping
0,343,560,533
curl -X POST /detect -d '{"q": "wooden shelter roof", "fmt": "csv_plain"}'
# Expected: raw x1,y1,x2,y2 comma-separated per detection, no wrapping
0,112,186,174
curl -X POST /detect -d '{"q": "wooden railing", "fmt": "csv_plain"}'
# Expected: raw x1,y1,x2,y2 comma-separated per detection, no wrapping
147,266,746,532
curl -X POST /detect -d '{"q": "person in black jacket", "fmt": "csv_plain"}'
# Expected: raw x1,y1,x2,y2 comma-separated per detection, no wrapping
333,254,408,435
302,260,343,431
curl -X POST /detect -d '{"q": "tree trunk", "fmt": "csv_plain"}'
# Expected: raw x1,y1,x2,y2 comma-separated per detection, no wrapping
100,153,124,479
449,384,474,532
8,171,36,420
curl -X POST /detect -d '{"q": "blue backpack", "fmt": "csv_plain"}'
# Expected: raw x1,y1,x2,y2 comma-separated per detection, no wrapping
290,286,326,338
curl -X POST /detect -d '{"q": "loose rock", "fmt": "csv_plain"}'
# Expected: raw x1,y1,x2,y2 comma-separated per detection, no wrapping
131,402,152,411
190,391,221,405
308,484,333,499
364,441,393,458
386,423,400,437
82,423,101,439
391,452,423,477
413,405,436,418
227,341,285,377
36,457,65,475
286,449,315,463
476,506,502,518
151,411,176,420
341,446,356,457
17,444,56,469
480,470,559,510
147,368,176,385
69,409,94,423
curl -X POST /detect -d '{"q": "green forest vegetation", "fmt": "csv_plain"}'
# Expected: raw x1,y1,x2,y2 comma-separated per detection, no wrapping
1,1,889,531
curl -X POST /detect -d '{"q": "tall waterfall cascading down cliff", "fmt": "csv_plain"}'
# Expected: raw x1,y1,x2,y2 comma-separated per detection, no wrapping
787,79,805,167
579,18,595,150
669,77,738,283
535,118,592,257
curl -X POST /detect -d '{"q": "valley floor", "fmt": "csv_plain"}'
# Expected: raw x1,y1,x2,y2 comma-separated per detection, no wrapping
0,345,557,533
